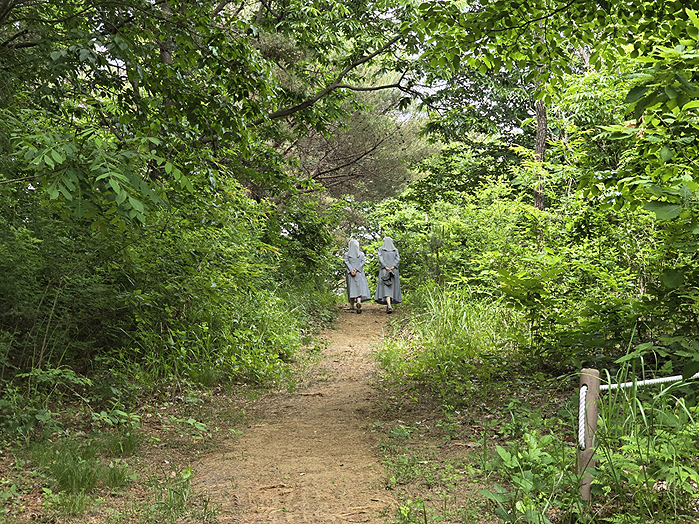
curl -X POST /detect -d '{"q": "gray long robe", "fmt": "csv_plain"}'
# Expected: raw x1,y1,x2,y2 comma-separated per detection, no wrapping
375,237,402,304
344,240,371,301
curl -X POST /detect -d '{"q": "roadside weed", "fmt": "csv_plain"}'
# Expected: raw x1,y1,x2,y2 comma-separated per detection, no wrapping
375,284,521,403
379,415,490,523
104,459,132,489
20,436,137,518
32,439,101,493
592,364,699,521
42,487,91,516
479,430,579,523
104,430,140,457
145,466,218,523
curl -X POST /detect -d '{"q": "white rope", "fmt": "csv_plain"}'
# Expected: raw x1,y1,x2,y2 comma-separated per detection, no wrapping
579,371,699,451
578,384,588,451
599,371,699,391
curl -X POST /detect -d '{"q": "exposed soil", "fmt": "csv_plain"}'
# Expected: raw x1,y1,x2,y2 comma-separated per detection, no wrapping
195,302,396,523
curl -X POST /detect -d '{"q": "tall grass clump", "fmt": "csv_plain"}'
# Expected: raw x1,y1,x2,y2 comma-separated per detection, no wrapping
31,439,102,494
592,364,699,521
376,283,523,398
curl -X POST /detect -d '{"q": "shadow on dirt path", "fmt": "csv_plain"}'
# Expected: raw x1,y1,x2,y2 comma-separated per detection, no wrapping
195,302,396,523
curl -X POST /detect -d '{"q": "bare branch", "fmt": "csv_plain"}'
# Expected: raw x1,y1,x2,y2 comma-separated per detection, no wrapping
0,174,41,185
0,0,14,26
308,141,342,178
314,131,394,181
334,82,402,92
213,0,229,16
213,0,247,17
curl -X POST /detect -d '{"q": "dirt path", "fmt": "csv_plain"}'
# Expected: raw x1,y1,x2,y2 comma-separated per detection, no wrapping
196,302,395,523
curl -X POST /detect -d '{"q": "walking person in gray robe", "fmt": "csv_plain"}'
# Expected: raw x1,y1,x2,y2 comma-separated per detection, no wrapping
344,239,371,313
375,236,401,314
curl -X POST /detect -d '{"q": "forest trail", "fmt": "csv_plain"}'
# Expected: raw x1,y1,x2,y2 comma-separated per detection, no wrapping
195,302,395,523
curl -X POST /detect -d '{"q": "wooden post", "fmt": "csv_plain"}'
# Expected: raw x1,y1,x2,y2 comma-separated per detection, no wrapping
578,368,599,502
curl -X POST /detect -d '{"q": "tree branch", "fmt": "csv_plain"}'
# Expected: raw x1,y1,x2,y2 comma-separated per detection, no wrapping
252,35,402,125
0,174,41,185
213,0,229,16
307,141,342,178
213,0,246,17
0,28,27,47
314,132,393,181
0,0,13,26
477,0,578,38
4,40,39,49
334,82,402,92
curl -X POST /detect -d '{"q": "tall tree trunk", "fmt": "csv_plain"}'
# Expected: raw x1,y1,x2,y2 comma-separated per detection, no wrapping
534,98,547,210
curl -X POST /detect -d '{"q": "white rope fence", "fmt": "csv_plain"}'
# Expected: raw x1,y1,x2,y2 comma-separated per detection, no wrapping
598,371,699,391
578,384,588,451
578,371,699,451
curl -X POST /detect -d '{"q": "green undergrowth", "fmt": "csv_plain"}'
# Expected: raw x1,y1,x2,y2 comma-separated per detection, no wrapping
375,287,699,523
0,367,317,521
0,381,260,523
375,283,524,403
475,373,699,524
377,423,489,523
0,282,337,442
373,365,573,524
0,296,335,523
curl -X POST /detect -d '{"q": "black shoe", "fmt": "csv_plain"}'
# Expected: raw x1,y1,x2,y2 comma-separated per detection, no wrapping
356,301,362,314
387,305,393,314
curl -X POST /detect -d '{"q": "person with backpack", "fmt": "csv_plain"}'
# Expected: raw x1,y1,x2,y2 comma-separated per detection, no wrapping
375,236,401,314
344,239,371,313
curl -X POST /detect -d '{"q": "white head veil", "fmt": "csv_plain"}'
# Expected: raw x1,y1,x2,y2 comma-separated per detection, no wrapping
381,236,396,251
348,239,361,258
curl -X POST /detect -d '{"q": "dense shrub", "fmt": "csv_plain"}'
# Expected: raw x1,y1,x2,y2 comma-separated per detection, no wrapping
0,178,341,438
371,176,664,371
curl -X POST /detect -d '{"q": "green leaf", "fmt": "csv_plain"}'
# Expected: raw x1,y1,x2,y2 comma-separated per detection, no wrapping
478,488,508,504
496,446,513,465
47,182,60,199
657,411,682,428
50,149,65,164
682,100,699,110
128,196,144,213
661,269,684,289
634,93,658,120
625,85,648,104
676,73,698,92
643,201,681,220
682,360,699,380
59,183,73,201
659,145,673,162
